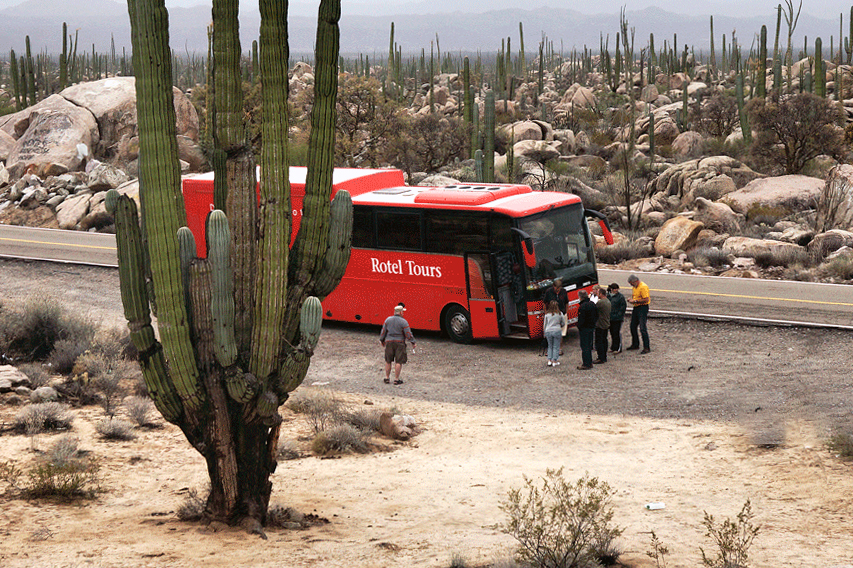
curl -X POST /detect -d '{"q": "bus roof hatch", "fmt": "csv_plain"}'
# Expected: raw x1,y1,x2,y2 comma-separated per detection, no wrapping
413,184,530,206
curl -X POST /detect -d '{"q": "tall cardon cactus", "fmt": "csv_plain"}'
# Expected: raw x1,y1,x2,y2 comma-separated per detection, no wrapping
119,0,349,530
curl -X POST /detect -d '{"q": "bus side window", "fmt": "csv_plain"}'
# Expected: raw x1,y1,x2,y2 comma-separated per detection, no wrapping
425,211,488,254
376,210,422,251
352,206,374,248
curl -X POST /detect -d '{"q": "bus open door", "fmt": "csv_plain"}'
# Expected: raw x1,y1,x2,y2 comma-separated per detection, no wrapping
464,253,500,340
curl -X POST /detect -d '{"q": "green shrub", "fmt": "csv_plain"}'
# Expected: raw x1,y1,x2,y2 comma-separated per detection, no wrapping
687,247,731,269
595,241,650,264
14,403,74,434
700,500,760,568
95,418,136,441
0,296,96,363
500,469,623,568
827,431,853,460
0,457,100,500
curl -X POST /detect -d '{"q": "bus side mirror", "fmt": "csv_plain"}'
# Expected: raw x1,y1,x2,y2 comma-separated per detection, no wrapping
584,209,614,246
511,228,537,268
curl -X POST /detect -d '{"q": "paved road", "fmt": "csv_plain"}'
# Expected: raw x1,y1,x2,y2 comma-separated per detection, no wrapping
1,225,851,328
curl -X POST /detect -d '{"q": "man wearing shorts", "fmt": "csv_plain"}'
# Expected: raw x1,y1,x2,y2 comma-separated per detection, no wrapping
380,303,416,385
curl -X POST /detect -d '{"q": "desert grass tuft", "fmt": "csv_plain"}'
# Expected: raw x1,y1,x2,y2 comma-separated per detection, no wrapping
14,402,74,434
595,240,650,265
95,417,136,441
176,487,207,521
311,424,371,455
124,396,155,427
687,246,730,269
0,295,96,363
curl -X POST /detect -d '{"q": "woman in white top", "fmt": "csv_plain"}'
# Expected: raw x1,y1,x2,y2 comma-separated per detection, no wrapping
543,300,567,366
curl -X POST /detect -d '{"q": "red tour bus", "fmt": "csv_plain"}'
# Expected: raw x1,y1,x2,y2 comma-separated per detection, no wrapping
181,168,613,343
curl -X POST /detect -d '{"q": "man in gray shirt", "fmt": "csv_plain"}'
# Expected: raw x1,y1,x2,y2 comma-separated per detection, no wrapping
379,303,416,385
593,287,611,364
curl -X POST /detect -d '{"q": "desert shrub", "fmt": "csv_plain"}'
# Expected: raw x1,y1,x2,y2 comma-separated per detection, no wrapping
311,424,370,455
17,363,51,389
449,552,469,568
48,339,90,374
342,407,384,433
286,389,344,434
54,377,99,406
14,402,74,434
124,396,155,427
687,247,731,269
47,435,80,468
176,487,207,521
277,439,302,461
698,92,740,138
595,241,650,265
0,296,96,363
751,247,815,269
821,254,853,280
0,457,100,500
76,352,135,416
700,500,760,568
827,431,853,460
95,417,136,441
500,468,623,568
646,531,669,568
90,327,137,361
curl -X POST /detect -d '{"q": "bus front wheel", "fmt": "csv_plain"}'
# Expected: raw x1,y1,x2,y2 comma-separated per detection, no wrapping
444,305,473,344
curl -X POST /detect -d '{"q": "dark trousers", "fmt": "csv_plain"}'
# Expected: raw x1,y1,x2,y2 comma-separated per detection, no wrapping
579,328,594,368
595,327,608,361
630,304,650,349
609,320,622,351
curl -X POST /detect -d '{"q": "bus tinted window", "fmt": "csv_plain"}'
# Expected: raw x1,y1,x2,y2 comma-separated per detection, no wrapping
352,206,374,248
490,215,514,251
425,212,488,254
376,210,422,250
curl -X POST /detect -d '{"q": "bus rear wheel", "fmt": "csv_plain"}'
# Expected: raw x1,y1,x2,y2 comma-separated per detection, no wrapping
444,305,473,344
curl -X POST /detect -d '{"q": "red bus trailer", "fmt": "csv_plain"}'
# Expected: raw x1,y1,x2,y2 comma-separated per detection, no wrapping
181,168,612,343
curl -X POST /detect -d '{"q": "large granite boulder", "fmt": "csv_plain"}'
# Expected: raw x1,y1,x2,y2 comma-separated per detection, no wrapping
816,164,853,231
723,175,824,214
723,236,804,255
671,131,706,158
808,229,853,257
498,120,546,143
0,129,15,162
693,197,743,233
60,77,199,164
513,140,561,163
654,216,704,255
2,94,99,177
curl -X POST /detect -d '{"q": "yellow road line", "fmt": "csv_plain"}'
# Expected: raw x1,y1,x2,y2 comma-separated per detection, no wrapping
0,237,116,251
651,288,853,307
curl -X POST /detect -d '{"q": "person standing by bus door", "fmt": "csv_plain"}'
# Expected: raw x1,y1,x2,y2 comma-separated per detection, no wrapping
593,287,611,364
607,283,627,353
542,278,568,355
380,303,416,385
626,274,651,354
576,290,597,370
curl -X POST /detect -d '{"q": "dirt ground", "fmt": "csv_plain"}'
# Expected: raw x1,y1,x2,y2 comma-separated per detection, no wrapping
0,259,852,568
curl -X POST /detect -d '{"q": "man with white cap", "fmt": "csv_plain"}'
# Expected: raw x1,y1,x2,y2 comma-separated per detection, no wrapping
379,303,416,385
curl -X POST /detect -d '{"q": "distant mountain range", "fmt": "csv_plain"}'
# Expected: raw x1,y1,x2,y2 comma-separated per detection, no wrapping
0,0,844,58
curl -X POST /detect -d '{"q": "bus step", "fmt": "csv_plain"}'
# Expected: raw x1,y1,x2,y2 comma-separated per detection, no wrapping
503,332,531,340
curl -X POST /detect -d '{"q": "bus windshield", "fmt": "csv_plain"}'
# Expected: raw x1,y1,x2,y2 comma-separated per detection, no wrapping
519,203,595,285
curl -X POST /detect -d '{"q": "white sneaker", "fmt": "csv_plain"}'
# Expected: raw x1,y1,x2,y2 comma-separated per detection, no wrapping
554,361,560,366
547,361,553,366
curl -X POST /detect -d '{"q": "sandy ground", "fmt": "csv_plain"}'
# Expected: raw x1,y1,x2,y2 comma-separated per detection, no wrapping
0,259,852,568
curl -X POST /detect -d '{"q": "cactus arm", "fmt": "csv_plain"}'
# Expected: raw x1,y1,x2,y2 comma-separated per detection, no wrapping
189,259,215,369
110,191,183,423
250,0,292,381
127,0,201,411
484,90,495,183
207,210,237,367
310,190,353,299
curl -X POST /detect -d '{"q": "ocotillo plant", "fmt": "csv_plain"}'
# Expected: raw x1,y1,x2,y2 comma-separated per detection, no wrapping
117,0,348,529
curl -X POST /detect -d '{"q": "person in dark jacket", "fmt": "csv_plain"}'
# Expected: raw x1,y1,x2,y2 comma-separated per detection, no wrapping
607,283,627,353
576,290,597,370
593,287,611,364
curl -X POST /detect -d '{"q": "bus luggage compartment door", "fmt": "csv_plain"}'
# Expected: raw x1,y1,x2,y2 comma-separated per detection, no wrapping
465,254,500,339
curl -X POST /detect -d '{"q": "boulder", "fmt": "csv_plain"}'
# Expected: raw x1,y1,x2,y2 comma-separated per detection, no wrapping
723,175,824,214
553,129,576,154
557,154,607,170
60,77,199,163
417,174,460,187
816,164,853,231
513,140,561,163
19,186,48,209
0,365,30,392
689,174,737,202
55,192,93,230
87,162,130,190
654,216,704,255
671,131,705,158
177,135,207,172
779,226,815,246
693,197,743,232
30,386,60,403
498,120,544,143
3,94,99,175
722,236,803,255
808,229,853,257
0,129,15,163
640,84,659,102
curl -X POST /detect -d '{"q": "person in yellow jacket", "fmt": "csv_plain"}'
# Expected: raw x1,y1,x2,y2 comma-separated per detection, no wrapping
626,275,651,354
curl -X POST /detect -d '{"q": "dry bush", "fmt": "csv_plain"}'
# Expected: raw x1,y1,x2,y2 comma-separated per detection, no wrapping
286,389,345,434
0,457,100,500
17,363,51,389
745,204,791,226
500,469,623,568
342,407,384,433
277,439,302,461
700,500,760,568
595,240,651,265
751,247,815,269
821,255,853,280
14,402,74,434
311,424,371,456
90,327,137,361
827,431,853,460
0,295,96,363
95,417,136,441
76,352,136,416
124,396,155,427
48,339,90,375
176,487,207,521
688,247,731,269
47,435,80,468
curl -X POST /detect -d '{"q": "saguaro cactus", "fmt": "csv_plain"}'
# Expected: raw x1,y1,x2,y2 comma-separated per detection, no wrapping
120,0,348,529
756,25,767,99
815,37,826,97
